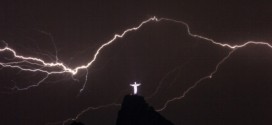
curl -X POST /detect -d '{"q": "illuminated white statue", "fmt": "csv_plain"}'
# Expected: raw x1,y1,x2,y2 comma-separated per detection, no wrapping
130,82,141,94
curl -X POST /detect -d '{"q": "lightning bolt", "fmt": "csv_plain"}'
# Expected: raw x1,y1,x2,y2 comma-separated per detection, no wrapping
1,16,272,90
0,17,159,90
156,49,236,111
45,103,121,125
1,16,272,124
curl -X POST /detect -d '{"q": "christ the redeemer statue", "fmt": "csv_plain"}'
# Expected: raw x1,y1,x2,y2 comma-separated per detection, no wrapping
130,82,141,95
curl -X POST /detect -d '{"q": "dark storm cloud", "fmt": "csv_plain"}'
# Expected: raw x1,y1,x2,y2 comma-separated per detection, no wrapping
0,0,271,125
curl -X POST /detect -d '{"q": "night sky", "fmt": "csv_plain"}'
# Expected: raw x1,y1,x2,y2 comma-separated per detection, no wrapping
1,0,272,125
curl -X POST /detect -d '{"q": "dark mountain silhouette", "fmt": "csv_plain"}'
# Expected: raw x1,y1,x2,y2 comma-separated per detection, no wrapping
116,95,174,125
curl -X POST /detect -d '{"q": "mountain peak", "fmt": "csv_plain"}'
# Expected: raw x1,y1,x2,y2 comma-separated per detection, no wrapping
116,95,174,125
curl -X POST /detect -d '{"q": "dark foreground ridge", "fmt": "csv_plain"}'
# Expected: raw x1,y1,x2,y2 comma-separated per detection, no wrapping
116,95,174,125
70,95,174,125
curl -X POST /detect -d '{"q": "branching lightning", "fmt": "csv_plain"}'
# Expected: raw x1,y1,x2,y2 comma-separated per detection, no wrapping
1,16,272,89
46,103,121,125
156,49,236,111
1,16,272,124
